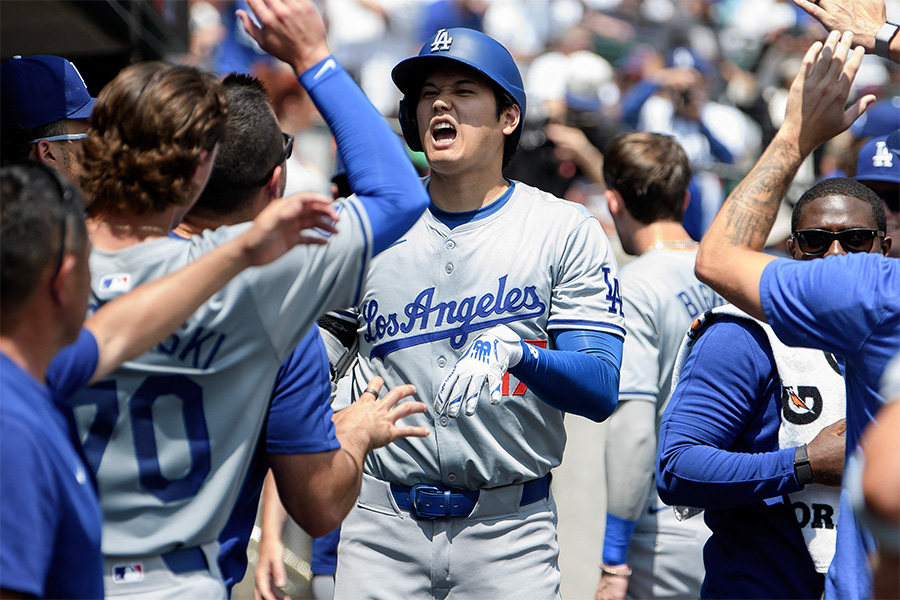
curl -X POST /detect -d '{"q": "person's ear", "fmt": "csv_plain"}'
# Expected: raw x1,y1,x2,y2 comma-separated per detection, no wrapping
265,164,283,199
880,236,892,257
683,190,691,213
34,139,62,171
606,188,623,217
786,236,798,258
50,254,78,305
501,104,521,136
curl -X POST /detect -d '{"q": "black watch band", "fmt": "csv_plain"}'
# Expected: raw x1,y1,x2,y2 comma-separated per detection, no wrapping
875,21,900,60
794,444,814,487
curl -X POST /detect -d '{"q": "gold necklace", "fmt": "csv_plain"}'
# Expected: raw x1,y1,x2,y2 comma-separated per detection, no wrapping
92,221,169,236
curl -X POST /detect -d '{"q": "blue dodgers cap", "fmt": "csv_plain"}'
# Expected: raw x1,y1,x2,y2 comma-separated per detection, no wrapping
0,55,96,129
850,98,900,139
855,131,900,183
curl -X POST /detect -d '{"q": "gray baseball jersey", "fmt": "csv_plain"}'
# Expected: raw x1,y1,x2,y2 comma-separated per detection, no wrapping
71,198,371,558
349,180,625,489
604,247,721,598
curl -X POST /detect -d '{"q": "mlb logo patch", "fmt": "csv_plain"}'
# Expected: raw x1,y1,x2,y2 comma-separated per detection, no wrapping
99,273,133,293
112,563,143,583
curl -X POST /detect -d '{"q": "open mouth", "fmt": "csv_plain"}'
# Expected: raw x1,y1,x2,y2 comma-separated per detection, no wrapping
431,122,457,145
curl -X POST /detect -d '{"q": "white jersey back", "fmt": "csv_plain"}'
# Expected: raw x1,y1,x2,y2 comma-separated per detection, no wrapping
72,198,371,557
617,248,725,415
350,181,625,489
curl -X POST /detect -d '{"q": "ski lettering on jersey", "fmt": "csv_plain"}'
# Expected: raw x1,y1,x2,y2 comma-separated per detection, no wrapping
154,323,227,370
364,275,546,360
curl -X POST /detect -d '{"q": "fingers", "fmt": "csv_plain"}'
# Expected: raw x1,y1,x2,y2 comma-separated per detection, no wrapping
488,373,502,405
462,376,484,417
362,376,384,400
392,425,431,439
379,383,417,408
236,9,263,42
829,418,847,435
435,371,458,415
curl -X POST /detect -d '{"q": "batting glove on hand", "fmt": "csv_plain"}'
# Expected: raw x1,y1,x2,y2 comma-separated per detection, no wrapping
435,325,523,418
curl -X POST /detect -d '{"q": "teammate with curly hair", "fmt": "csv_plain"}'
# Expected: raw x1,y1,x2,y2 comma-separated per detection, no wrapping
68,0,429,596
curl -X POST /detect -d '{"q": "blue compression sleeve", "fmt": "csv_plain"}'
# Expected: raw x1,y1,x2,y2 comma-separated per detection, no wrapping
507,329,622,422
602,513,639,565
298,58,428,255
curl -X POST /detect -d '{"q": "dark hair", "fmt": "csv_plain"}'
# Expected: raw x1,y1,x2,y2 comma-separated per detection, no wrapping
602,132,692,224
0,120,66,166
189,73,283,220
792,177,886,233
1,162,87,312
80,61,227,216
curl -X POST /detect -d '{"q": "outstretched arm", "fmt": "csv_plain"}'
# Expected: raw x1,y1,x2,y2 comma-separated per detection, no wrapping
238,0,429,255
85,193,338,383
269,377,429,537
792,0,899,62
694,31,875,321
255,471,291,600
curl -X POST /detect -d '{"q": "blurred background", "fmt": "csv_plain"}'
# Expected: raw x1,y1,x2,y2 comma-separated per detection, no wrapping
4,1,897,597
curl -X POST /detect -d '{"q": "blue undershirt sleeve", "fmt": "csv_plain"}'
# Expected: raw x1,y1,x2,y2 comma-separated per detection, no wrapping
507,329,622,422
298,57,428,255
602,513,639,565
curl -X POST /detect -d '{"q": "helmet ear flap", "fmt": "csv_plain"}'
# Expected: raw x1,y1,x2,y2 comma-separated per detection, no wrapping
398,97,423,153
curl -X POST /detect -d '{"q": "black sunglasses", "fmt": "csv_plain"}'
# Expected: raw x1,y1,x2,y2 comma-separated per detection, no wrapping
252,132,294,188
793,228,884,256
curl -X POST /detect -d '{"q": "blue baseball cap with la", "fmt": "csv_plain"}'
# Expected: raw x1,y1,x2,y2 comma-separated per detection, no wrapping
855,130,900,184
1,55,96,129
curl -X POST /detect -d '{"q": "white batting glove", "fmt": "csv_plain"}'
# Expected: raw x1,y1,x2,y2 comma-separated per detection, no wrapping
435,325,524,418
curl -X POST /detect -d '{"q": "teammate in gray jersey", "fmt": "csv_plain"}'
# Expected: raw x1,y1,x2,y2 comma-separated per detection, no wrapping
333,28,625,599
597,132,720,600
69,1,429,597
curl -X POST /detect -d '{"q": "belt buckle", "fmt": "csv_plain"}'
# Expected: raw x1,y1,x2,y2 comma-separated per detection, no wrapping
409,484,443,520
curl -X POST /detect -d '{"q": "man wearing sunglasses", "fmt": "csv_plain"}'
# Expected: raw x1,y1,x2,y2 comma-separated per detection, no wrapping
0,55,94,184
687,31,899,599
657,175,889,599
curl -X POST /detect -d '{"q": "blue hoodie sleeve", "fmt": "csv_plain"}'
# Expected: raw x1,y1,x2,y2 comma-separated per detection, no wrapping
656,318,801,509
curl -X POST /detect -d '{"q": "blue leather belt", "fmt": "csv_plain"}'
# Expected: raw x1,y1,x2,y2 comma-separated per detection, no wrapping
161,546,208,574
391,474,551,520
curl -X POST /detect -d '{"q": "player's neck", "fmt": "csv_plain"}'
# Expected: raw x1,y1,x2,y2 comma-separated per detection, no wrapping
0,316,59,383
633,222,697,256
86,209,177,250
428,171,509,213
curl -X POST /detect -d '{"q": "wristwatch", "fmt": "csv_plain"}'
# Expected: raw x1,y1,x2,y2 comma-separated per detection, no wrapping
875,21,900,60
794,444,814,488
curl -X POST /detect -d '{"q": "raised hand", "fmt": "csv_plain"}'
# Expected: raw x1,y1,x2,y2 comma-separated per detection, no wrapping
435,325,524,417
333,377,430,453
237,0,331,75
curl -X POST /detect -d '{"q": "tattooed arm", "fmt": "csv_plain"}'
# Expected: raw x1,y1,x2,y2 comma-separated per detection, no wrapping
694,31,875,321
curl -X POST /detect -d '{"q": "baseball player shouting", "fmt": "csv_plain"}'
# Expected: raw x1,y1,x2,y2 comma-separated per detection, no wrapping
64,0,429,597
333,28,625,599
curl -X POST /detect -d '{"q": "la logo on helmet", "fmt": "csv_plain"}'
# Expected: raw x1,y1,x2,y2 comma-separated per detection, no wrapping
431,29,453,52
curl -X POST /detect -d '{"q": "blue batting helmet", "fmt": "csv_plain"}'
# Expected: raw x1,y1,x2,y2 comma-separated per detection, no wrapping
391,28,526,154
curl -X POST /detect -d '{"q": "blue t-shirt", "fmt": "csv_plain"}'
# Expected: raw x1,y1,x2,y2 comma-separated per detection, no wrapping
218,325,340,590
760,253,900,600
657,317,824,599
1,330,103,599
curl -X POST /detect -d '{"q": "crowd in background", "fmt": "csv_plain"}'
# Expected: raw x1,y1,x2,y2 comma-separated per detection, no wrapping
175,0,899,246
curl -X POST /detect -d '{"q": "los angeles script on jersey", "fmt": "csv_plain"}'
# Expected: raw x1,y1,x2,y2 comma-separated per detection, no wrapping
364,275,546,360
